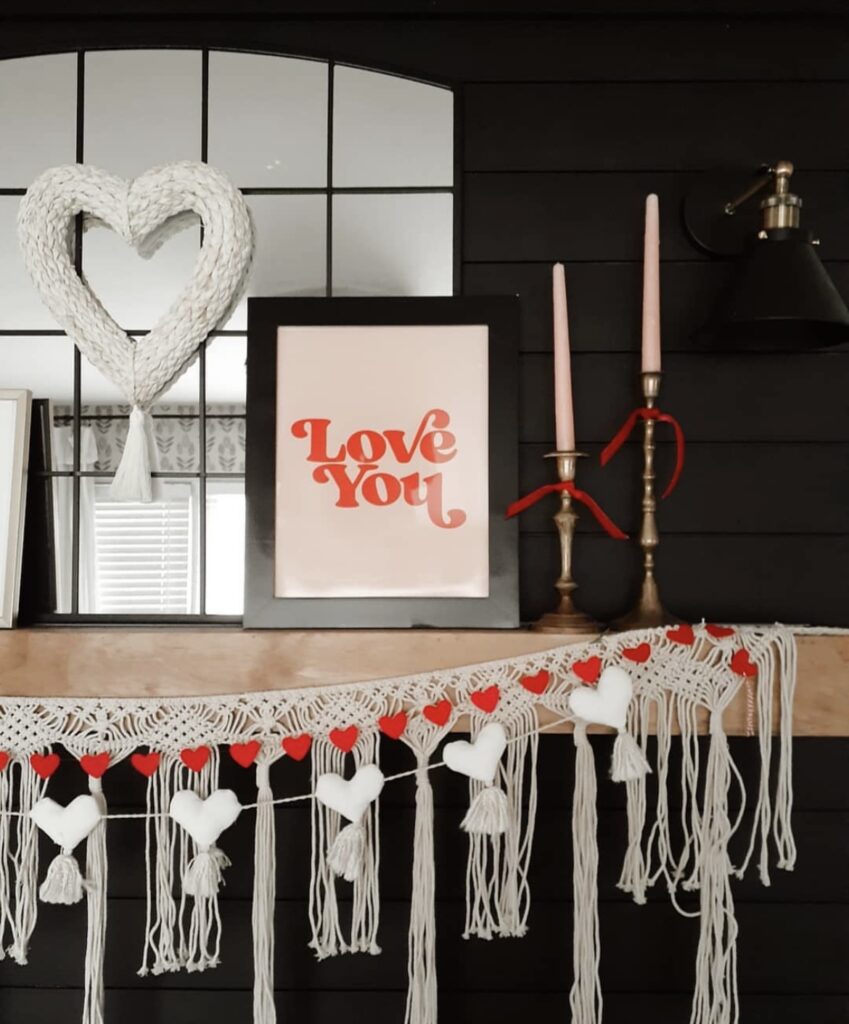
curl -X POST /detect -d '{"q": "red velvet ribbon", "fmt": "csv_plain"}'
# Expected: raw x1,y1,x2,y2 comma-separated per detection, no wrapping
505,481,628,540
600,407,685,499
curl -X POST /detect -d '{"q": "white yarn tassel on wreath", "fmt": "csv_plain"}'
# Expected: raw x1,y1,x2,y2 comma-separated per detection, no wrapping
569,723,603,1024
110,405,155,502
310,739,383,958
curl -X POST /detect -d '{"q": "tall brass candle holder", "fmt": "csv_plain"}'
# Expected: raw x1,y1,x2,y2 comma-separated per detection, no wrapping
612,371,678,630
531,451,599,635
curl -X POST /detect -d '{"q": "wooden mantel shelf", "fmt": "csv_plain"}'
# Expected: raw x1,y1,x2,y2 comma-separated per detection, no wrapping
0,629,846,736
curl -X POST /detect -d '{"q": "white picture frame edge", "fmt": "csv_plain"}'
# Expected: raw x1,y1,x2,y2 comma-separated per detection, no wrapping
0,389,32,629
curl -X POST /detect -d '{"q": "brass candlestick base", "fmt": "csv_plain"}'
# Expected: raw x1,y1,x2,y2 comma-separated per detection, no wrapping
531,451,599,636
612,371,679,632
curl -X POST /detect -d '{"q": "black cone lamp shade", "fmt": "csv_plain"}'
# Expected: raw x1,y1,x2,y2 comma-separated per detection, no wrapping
688,161,849,348
706,227,849,347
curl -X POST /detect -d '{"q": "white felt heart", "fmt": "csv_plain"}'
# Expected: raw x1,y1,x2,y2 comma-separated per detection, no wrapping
18,162,253,408
169,789,242,849
315,764,385,824
569,665,633,730
443,722,507,784
30,795,102,852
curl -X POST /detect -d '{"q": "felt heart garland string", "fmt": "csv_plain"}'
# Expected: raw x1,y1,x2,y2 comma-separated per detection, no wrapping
600,406,686,499
505,482,628,540
308,728,382,959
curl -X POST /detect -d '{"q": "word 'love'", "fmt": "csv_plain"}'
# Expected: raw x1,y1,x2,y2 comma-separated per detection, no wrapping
291,409,466,529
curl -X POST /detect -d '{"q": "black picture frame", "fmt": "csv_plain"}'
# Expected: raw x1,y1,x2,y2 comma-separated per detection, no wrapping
244,296,519,628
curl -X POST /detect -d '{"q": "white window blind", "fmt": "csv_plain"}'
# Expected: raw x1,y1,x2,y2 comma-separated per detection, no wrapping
93,481,197,614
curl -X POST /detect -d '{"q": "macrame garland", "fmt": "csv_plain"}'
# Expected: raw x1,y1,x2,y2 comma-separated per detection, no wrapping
309,734,381,959
252,759,277,1024
462,709,538,941
83,776,108,1024
570,723,602,1024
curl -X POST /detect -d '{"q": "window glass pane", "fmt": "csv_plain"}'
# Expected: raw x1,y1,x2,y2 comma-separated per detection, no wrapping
206,336,246,474
84,50,202,176
0,54,78,187
80,477,201,614
81,348,201,473
81,216,202,332
206,479,245,614
332,193,453,296
0,196,66,329
208,52,327,188
224,195,326,329
333,66,453,187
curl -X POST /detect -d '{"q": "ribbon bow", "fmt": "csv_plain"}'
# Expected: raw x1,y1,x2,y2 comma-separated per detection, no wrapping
505,481,628,540
600,407,685,499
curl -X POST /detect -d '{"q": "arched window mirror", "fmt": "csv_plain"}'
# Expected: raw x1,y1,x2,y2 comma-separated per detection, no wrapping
0,49,456,621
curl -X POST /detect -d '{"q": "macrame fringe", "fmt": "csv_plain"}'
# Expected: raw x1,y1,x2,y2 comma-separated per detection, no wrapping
110,406,154,503
139,756,182,976
83,776,107,1024
463,705,538,941
460,786,510,835
611,728,652,783
690,712,738,1024
404,758,437,1024
39,852,85,904
9,761,47,964
569,723,602,1024
252,762,277,1024
309,735,381,959
617,695,651,905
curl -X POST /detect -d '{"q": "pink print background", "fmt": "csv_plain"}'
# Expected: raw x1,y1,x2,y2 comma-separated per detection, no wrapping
274,324,489,598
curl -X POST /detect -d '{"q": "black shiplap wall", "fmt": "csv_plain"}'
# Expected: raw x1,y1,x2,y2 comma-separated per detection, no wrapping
1,6,848,1024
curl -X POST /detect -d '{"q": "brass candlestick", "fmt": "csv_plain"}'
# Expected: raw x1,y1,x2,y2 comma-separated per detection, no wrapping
531,451,599,635
612,371,679,630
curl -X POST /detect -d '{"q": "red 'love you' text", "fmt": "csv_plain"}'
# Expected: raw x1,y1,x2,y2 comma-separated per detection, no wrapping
290,409,467,529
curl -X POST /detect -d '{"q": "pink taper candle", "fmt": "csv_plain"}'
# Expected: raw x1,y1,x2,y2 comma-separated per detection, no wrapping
642,194,662,373
552,262,575,451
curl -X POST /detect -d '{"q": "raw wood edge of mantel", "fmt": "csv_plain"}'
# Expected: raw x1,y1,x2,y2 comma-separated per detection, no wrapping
0,628,846,736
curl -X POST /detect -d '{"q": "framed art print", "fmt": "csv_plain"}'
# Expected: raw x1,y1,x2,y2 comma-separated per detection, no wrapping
245,297,519,628
0,389,32,628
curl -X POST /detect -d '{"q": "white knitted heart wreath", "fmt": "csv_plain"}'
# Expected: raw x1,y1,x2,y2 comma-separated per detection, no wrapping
17,161,254,501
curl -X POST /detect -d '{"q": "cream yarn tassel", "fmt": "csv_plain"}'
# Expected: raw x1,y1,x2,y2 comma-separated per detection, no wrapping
39,851,85,904
404,759,438,1024
110,405,154,502
569,723,602,1024
139,755,182,975
83,776,107,1024
252,762,277,1024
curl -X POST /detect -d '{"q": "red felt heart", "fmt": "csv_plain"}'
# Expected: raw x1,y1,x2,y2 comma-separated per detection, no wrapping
378,712,408,740
730,649,758,678
131,752,161,778
180,746,211,773
281,734,312,762
423,699,452,726
520,670,550,695
0,752,8,772
623,643,652,664
706,624,735,639
329,726,359,753
470,686,500,714
229,740,261,768
573,656,602,684
80,752,110,779
667,624,695,646
30,753,60,779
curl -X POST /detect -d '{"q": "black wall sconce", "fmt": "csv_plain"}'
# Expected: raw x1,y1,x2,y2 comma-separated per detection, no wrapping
684,161,849,347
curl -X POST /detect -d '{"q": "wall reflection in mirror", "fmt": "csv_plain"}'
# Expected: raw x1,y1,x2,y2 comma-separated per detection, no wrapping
0,47,453,619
